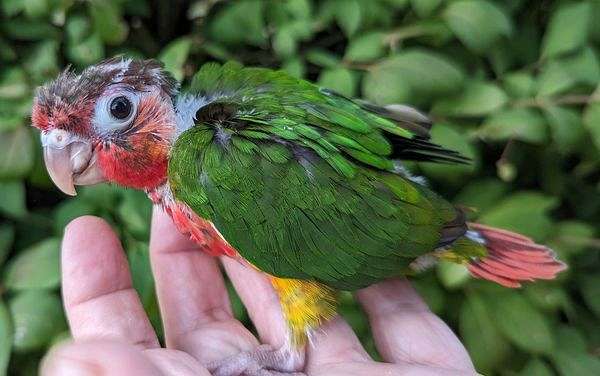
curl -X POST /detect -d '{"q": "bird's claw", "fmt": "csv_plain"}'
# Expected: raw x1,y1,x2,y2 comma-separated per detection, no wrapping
207,344,305,376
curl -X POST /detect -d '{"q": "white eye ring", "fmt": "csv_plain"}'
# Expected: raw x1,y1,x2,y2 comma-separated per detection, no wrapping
93,92,139,133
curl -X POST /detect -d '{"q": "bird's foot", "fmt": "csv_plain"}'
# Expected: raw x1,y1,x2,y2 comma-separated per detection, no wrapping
207,344,305,376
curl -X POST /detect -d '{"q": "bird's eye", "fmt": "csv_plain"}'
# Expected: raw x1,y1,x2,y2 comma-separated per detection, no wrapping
93,92,138,133
109,96,132,120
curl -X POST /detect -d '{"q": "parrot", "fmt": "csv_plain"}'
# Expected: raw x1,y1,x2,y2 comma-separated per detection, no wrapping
32,57,566,376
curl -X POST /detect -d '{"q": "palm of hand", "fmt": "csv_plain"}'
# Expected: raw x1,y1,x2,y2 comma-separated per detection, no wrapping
41,208,476,376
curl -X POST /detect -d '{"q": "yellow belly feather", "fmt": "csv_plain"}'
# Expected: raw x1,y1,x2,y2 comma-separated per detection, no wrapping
270,277,338,347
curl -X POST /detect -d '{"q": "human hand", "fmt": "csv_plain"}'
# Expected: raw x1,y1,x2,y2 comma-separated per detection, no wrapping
41,207,477,375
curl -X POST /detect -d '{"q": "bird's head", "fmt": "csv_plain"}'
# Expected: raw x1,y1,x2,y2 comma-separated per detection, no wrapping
31,57,178,195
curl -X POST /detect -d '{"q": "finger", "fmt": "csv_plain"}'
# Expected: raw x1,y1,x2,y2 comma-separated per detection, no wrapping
220,257,289,348
41,340,211,376
144,348,210,376
150,207,257,362
305,316,371,372
309,362,471,376
41,340,163,376
355,279,475,372
62,216,159,348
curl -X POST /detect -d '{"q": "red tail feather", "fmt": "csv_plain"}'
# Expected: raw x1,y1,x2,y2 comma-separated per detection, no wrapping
467,223,567,288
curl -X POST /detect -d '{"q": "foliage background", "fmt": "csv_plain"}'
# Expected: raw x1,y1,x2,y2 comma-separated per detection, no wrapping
0,0,599,374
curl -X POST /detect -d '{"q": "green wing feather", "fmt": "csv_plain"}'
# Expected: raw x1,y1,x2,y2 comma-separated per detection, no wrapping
168,62,464,290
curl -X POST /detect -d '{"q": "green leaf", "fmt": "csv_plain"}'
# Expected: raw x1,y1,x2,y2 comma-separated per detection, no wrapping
535,48,600,96
273,26,297,59
420,123,477,183
284,19,313,41
432,81,507,117
536,60,577,97
543,106,585,154
117,190,152,238
339,302,368,337
519,358,554,376
436,260,470,289
487,292,555,354
0,67,28,99
541,2,592,59
0,300,11,375
503,72,536,99
549,220,596,256
24,40,59,82
0,224,14,266
479,191,558,240
460,293,511,373
24,0,50,18
525,284,570,313
4,238,60,290
443,0,513,53
317,68,356,97
412,274,445,314
9,290,66,352
454,178,509,213
591,1,600,42
315,0,337,25
362,65,411,105
552,352,600,376
209,0,266,46
79,184,121,209
411,0,442,18
284,0,312,19
479,108,548,144
159,37,192,81
334,0,361,37
0,127,34,179
579,275,600,318
555,325,587,353
50,331,71,348
1,0,25,17
0,95,31,131
53,199,95,234
563,46,600,86
281,57,305,78
127,241,155,307
89,0,128,45
305,48,341,68
583,103,600,151
344,32,386,63
365,49,464,104
66,32,105,66
200,42,234,61
0,181,26,218
1,19,59,40
65,15,91,43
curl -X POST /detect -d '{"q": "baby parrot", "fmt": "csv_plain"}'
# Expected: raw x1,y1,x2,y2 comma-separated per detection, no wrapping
32,58,566,376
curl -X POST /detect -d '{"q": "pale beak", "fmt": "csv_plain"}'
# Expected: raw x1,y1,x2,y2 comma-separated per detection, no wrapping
42,130,105,196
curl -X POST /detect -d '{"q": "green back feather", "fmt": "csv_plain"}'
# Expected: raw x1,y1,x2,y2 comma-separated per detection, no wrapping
168,62,464,290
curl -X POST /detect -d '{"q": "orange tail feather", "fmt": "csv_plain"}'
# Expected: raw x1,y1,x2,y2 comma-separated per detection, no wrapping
467,223,567,288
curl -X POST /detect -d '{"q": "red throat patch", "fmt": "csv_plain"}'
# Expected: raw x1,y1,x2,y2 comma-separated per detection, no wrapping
97,92,174,190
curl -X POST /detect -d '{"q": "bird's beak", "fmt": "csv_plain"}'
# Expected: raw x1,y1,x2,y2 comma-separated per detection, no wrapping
41,130,105,196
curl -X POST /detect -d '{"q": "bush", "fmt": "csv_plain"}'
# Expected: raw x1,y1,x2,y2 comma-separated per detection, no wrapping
1,0,599,374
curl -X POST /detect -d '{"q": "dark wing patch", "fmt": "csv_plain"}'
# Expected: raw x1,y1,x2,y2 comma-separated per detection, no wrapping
389,135,471,164
323,90,470,165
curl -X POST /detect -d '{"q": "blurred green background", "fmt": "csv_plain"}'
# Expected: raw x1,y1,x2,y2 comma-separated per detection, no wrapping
0,0,599,374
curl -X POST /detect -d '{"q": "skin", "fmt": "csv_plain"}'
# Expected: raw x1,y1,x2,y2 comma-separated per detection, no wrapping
40,208,477,376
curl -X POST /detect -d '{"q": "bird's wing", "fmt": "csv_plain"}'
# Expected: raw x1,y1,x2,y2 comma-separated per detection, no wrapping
168,62,461,290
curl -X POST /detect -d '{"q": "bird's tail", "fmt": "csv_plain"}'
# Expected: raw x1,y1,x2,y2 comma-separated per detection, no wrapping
447,223,567,288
